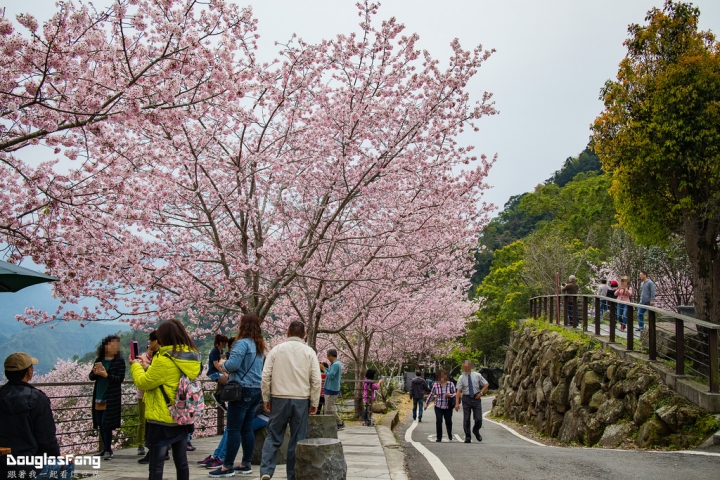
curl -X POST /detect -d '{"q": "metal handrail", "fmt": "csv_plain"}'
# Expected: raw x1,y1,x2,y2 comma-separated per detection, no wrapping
528,294,720,394
531,294,720,329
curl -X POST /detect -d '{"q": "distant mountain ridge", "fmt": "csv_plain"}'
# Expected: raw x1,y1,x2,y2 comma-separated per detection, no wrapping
1,282,130,375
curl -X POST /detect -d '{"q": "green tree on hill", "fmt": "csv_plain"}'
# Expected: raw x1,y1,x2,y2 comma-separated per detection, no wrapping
593,1,720,324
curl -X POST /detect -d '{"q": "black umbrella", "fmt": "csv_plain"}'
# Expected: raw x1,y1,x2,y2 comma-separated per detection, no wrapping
0,260,59,293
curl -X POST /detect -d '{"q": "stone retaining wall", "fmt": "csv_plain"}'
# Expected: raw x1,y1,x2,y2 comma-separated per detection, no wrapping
491,321,719,448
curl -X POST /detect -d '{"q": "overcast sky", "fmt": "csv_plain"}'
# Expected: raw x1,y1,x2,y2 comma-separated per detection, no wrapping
3,0,720,212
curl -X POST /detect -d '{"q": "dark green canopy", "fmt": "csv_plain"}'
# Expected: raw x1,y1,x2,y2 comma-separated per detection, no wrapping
0,260,59,293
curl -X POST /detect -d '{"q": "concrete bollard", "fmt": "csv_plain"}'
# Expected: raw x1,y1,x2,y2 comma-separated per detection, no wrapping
295,438,347,480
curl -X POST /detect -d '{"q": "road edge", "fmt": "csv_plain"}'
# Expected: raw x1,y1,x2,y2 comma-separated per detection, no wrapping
376,411,409,480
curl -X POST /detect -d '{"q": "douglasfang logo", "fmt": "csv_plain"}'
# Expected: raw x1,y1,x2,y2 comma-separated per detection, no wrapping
6,453,101,469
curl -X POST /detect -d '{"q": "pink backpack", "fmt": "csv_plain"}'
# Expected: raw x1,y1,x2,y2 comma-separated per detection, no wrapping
160,357,206,425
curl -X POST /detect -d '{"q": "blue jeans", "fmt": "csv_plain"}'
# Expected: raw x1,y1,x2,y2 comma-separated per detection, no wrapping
223,387,262,469
617,304,627,325
38,462,75,479
260,397,310,480
638,306,648,330
214,428,227,460
208,371,222,382
600,299,608,314
412,397,424,420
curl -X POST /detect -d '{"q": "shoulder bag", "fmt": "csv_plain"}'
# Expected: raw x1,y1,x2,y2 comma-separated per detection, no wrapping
220,351,258,402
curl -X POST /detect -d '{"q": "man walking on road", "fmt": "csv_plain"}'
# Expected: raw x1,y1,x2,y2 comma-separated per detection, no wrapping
409,371,430,422
320,348,344,430
455,360,488,443
260,321,321,480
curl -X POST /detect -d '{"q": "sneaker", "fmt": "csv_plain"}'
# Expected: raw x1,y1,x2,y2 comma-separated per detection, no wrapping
261,475,271,480
198,455,216,466
213,392,227,412
635,327,643,332
337,422,345,431
89,450,104,456
138,453,150,464
137,446,146,456
208,467,236,477
234,465,252,475
102,451,113,460
205,458,224,469
187,441,196,452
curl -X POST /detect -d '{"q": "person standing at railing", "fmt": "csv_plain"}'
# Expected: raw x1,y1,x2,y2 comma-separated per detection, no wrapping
637,270,656,332
597,279,609,315
615,278,633,332
130,318,202,480
321,349,345,430
89,335,126,461
0,353,75,479
138,331,166,465
561,275,580,326
209,313,266,478
362,369,383,426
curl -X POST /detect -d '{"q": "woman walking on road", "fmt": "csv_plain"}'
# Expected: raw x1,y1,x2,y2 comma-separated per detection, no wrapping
130,319,202,480
424,369,456,442
89,335,126,460
208,313,266,477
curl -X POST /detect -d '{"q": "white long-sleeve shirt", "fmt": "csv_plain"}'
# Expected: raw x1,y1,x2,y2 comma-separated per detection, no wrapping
261,337,322,407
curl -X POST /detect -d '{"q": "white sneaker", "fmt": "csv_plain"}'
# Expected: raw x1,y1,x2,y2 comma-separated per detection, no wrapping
261,475,271,480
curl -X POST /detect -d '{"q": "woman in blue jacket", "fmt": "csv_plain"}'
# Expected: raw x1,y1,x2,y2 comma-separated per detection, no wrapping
208,314,266,477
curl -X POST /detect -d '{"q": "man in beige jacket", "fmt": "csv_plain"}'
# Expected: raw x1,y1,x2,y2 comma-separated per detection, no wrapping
260,321,321,480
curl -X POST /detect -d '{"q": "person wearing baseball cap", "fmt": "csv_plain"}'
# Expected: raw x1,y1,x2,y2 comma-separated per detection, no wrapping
0,352,72,479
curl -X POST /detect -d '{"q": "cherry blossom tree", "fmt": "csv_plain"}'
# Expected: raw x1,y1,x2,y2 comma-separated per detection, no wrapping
1,0,257,261
5,1,495,332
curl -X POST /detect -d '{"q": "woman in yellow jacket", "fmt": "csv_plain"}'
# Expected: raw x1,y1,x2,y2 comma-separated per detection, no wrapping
130,319,201,480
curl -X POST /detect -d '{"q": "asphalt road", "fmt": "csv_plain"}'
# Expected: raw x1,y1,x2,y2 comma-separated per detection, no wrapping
399,398,720,480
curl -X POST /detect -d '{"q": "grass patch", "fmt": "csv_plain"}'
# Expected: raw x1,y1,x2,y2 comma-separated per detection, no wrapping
524,318,599,348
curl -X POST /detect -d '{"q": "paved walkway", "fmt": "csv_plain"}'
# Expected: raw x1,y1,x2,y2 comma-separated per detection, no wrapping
76,426,391,479
400,397,720,480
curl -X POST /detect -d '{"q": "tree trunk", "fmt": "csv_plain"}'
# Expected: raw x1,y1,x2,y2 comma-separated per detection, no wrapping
683,213,720,325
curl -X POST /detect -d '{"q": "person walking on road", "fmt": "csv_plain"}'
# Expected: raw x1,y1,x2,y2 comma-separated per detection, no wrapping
320,349,344,430
209,314,266,477
409,371,430,422
424,369,456,442
259,321,321,480
455,360,489,443
637,270,656,331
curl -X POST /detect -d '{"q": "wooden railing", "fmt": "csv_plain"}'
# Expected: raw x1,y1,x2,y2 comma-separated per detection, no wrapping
529,294,720,394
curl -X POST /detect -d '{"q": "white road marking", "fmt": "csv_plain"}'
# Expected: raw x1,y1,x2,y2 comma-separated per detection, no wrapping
405,420,456,480
454,434,464,442
482,408,548,447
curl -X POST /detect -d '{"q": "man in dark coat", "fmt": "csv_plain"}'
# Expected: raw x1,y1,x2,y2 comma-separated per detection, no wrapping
408,371,430,422
0,352,74,479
